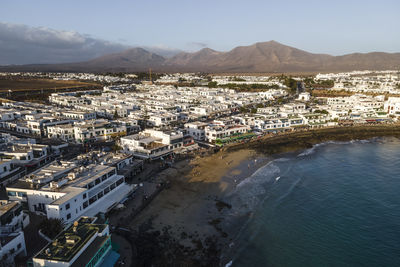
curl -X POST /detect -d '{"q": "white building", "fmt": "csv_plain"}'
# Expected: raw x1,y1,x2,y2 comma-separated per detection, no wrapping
62,111,96,120
0,159,24,188
0,109,15,122
7,159,133,224
33,216,117,267
148,112,179,127
72,120,127,143
0,143,50,169
384,97,400,116
205,125,250,142
298,92,311,101
0,201,29,266
184,122,207,141
47,124,75,142
121,129,184,159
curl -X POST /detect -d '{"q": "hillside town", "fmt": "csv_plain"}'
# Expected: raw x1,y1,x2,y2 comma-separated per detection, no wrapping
1,70,400,266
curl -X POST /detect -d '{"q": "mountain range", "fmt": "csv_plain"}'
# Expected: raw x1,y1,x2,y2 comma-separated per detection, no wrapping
1,41,399,73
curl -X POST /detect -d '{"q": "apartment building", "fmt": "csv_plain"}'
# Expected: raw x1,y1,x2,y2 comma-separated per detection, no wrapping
121,129,184,159
0,108,15,122
73,120,127,143
0,201,29,266
6,157,133,224
184,122,207,141
205,124,250,142
33,216,119,267
147,112,179,127
0,143,50,170
384,97,400,116
62,111,96,120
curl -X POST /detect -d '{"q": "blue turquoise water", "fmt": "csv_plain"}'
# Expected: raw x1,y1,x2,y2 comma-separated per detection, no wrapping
226,137,400,267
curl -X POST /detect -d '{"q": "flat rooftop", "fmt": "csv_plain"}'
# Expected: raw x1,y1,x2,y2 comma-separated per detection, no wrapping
0,232,22,247
0,201,19,217
6,179,33,190
29,161,76,180
34,217,107,263
50,187,85,205
122,134,158,143
68,164,114,189
185,121,208,126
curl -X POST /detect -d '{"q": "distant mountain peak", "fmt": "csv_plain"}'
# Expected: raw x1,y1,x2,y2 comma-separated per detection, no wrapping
198,47,217,52
1,41,399,73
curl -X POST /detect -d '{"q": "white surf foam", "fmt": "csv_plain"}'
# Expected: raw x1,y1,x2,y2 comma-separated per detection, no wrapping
227,163,280,213
273,157,290,162
298,146,317,157
297,139,373,157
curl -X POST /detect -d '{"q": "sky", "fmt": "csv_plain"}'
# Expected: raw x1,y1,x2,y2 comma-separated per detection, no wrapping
1,0,400,64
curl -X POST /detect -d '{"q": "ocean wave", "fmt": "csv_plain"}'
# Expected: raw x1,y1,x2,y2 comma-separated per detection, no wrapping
297,146,317,157
235,162,279,188
273,175,302,208
221,163,282,265
297,139,373,157
273,157,290,162
227,163,280,213
221,136,396,266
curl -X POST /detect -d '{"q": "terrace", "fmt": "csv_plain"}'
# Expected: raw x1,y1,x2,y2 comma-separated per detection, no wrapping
34,217,107,263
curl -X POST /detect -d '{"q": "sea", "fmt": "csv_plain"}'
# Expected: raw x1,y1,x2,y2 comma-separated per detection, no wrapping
223,137,400,267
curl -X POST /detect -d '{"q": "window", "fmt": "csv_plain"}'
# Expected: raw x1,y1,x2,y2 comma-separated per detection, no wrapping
66,213,71,220
7,191,16,197
17,243,21,249
66,203,70,210
116,178,124,186
83,193,87,199
17,192,27,197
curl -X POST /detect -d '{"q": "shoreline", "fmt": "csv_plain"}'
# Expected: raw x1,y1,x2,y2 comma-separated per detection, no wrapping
228,125,400,155
113,125,400,266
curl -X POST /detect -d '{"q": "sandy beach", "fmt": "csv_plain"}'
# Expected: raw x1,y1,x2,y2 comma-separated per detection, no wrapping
132,150,264,244
111,125,400,266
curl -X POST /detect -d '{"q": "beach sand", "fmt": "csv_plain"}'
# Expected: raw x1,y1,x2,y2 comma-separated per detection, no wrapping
115,148,270,266
131,148,262,238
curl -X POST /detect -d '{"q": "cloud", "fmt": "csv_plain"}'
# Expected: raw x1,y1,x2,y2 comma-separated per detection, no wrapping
141,44,182,58
187,42,208,49
0,22,129,65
